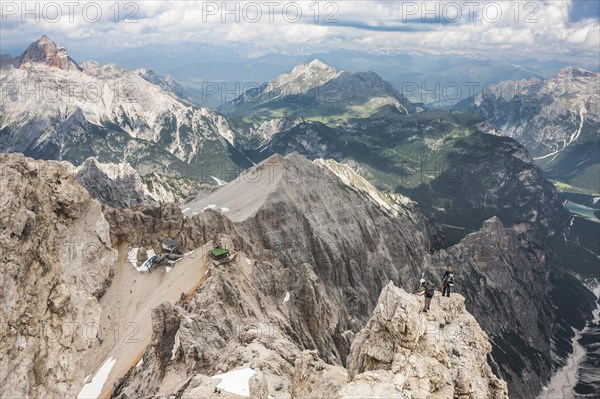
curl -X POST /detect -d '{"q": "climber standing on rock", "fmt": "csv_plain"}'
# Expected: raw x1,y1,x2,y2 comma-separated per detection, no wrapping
441,265,454,297
414,279,435,312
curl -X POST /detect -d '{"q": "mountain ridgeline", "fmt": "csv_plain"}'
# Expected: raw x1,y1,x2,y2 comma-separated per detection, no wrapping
221,59,417,124
456,67,600,195
1,36,599,399
0,35,251,183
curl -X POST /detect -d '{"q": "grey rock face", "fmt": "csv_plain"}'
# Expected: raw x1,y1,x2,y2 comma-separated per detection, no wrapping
291,350,347,399
431,216,596,398
74,158,147,209
73,158,202,207
134,68,191,102
0,153,115,398
225,60,416,119
0,36,248,181
469,67,599,157
104,154,440,397
2,153,594,399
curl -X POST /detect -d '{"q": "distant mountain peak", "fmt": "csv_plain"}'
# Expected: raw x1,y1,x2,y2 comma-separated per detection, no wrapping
225,59,416,119
19,35,81,71
555,65,597,80
269,59,339,92
295,59,337,75
306,59,335,70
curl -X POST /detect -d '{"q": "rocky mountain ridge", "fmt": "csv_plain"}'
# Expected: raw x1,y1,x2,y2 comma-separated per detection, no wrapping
0,36,249,182
1,38,598,399
460,67,600,194
1,152,596,398
261,283,509,399
224,64,599,284
342,283,508,399
2,34,81,71
73,157,204,207
266,59,340,95
113,153,595,398
224,59,416,123
0,153,115,398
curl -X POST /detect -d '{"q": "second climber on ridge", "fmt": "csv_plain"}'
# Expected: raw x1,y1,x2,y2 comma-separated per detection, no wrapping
414,278,435,312
441,265,454,297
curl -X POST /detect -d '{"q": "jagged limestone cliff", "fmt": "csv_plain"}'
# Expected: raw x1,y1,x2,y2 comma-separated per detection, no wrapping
74,157,204,207
0,153,116,398
342,282,508,399
106,154,590,398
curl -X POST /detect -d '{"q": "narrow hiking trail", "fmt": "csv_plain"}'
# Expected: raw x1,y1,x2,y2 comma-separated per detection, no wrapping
78,243,214,399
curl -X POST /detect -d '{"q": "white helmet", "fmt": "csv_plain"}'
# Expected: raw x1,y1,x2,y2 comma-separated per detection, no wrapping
419,279,426,284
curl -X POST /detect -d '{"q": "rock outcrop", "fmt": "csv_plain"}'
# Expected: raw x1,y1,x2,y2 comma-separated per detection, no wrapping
0,153,116,398
17,34,81,71
74,158,148,208
291,350,347,399
342,282,508,399
73,157,202,207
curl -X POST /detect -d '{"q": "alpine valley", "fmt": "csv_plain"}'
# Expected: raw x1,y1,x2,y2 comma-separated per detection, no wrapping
1,36,598,399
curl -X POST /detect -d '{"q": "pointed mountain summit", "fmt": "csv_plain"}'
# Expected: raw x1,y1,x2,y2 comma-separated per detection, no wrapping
182,152,417,223
268,59,340,92
0,36,251,185
307,58,334,69
291,59,338,76
224,60,415,121
18,35,81,71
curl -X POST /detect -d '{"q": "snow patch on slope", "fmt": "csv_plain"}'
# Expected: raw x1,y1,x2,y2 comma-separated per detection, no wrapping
127,247,139,266
213,368,256,397
171,330,181,360
127,247,155,272
77,356,117,399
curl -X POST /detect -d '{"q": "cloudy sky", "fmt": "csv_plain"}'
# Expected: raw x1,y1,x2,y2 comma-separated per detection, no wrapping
1,0,599,67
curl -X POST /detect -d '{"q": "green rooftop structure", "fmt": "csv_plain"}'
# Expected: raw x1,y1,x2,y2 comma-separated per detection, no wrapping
210,248,230,258
209,246,236,265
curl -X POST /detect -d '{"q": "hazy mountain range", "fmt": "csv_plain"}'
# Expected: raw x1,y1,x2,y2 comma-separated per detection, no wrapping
56,41,597,108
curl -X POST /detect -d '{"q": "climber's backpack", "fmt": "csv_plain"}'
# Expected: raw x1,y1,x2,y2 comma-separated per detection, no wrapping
425,285,435,298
